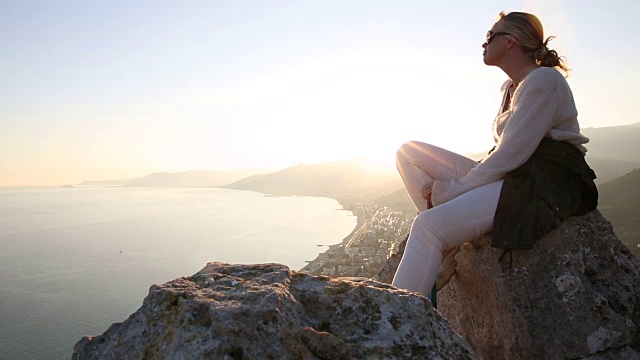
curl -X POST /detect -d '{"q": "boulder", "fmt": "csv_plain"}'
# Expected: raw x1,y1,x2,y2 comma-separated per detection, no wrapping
377,210,640,359
73,263,477,359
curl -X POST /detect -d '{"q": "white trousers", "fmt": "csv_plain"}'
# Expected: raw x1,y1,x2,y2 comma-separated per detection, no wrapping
391,141,503,296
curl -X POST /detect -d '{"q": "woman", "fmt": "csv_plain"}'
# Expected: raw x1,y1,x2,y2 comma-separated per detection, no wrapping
391,11,597,297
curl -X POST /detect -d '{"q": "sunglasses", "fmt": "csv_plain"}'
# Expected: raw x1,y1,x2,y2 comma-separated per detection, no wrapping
486,31,511,44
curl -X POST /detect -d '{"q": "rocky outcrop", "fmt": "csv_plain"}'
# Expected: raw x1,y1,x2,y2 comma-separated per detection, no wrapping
73,263,477,359
377,210,640,359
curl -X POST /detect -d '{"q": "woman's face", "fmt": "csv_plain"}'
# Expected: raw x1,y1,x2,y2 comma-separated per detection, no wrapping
482,21,510,66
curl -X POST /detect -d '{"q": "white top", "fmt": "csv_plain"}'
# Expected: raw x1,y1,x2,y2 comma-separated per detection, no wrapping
431,67,590,206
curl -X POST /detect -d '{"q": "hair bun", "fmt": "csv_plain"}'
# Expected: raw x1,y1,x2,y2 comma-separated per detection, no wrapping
534,44,549,61
534,36,556,62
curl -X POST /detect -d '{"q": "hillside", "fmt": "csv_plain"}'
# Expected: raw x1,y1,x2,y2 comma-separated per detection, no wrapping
584,157,640,184
582,122,640,163
582,122,640,183
126,170,263,187
373,188,415,212
224,159,402,198
597,168,640,257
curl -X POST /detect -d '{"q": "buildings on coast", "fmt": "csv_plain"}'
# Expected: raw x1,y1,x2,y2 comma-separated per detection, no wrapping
301,199,415,278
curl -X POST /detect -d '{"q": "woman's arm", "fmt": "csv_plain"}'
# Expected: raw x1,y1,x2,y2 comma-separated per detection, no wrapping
431,68,563,206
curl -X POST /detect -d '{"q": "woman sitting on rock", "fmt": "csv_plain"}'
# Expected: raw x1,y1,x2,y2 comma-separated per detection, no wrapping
392,11,598,297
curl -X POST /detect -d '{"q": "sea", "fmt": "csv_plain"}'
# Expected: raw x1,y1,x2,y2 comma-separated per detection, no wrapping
0,186,357,359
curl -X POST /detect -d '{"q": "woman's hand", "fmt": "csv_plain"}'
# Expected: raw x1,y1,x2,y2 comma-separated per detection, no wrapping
421,184,434,209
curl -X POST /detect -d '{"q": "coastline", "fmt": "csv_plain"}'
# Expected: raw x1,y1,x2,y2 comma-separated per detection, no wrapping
298,200,366,274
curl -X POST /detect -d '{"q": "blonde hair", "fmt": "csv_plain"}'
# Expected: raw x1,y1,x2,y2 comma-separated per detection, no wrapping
497,11,569,76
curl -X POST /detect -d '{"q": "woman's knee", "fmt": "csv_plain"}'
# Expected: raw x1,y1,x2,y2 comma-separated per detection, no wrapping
398,140,423,155
396,141,411,163
397,140,437,163
397,141,421,165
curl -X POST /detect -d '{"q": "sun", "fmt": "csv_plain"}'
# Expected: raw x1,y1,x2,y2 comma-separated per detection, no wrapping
216,48,500,171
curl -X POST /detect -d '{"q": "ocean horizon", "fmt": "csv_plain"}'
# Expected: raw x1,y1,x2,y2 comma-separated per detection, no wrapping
0,186,357,359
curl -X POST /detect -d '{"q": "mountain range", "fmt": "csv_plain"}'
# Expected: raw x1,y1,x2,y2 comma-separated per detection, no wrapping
83,122,639,191
222,160,401,198
80,169,271,188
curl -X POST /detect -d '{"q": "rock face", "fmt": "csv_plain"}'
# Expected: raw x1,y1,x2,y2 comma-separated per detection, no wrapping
377,210,640,359
73,263,477,359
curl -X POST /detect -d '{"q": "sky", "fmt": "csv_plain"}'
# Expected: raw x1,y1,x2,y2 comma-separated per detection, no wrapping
2,0,640,186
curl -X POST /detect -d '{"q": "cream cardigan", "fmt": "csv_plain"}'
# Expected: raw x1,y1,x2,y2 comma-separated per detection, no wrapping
431,67,590,206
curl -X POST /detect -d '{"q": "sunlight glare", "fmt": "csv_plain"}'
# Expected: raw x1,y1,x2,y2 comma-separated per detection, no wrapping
223,48,498,169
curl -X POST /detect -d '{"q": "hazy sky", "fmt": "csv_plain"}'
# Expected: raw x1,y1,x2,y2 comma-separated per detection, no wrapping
2,1,639,186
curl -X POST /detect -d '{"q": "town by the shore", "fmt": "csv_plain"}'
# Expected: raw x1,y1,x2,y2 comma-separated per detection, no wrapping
299,193,416,278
